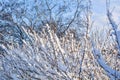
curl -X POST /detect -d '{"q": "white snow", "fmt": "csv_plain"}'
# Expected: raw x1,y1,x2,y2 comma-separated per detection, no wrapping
91,41,120,79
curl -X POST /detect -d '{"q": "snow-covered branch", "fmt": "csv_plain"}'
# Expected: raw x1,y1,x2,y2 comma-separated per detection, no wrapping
91,41,120,79
107,1,120,57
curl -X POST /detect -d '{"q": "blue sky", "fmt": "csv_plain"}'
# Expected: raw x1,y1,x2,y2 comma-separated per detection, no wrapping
92,0,120,29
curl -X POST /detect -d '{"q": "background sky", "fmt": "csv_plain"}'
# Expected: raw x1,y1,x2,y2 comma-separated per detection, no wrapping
92,0,120,29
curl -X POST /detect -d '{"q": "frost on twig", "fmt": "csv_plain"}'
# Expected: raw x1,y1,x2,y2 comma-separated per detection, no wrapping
91,41,120,79
0,23,118,79
0,25,83,79
107,3,120,57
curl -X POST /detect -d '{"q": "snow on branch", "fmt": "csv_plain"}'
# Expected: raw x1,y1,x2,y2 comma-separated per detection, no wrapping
107,2,120,57
91,41,120,79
